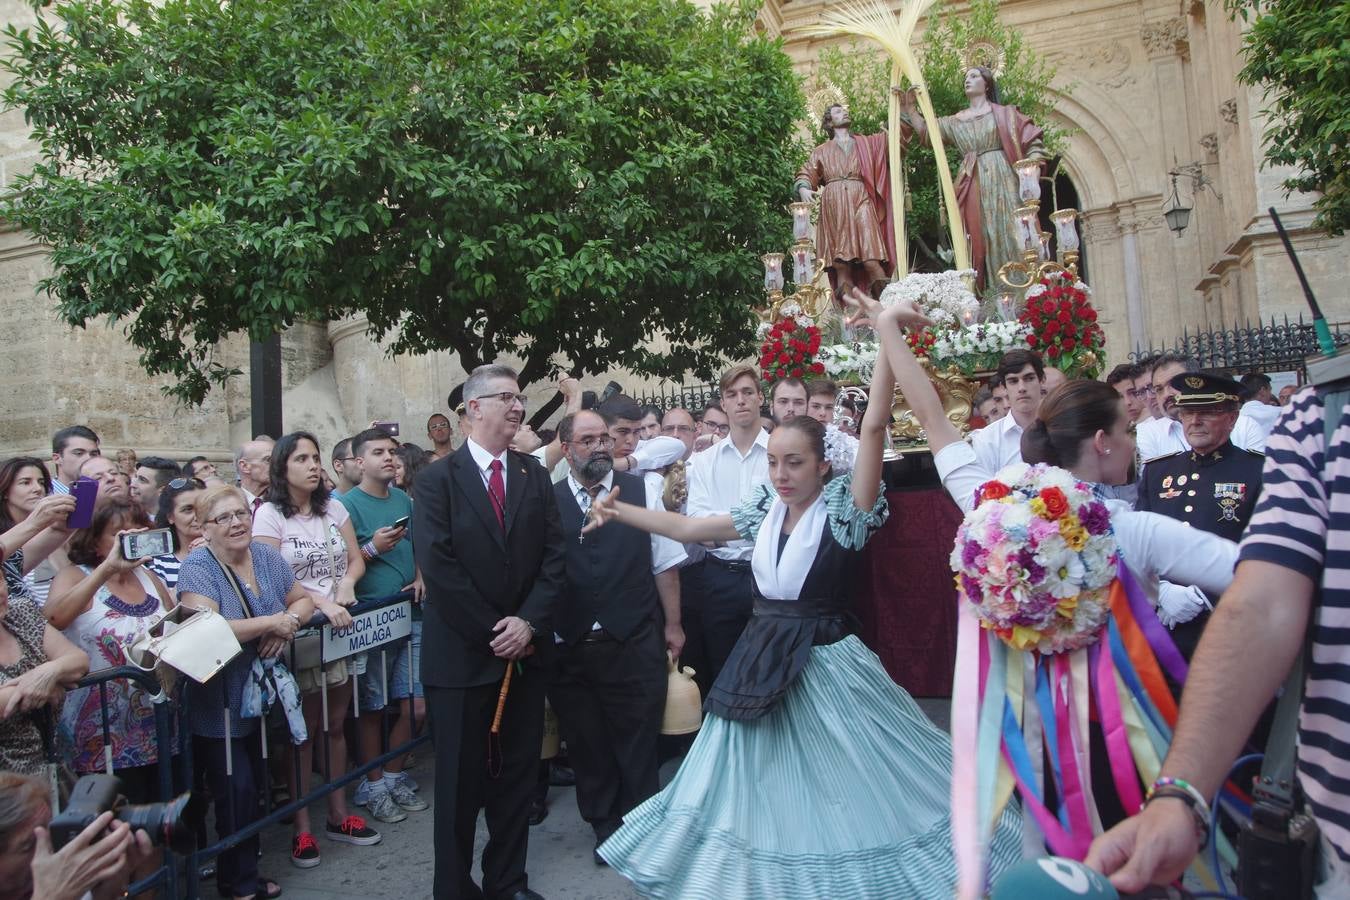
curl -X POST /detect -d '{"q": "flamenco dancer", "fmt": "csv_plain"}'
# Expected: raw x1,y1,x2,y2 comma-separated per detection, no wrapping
583,300,1022,899
862,290,1243,895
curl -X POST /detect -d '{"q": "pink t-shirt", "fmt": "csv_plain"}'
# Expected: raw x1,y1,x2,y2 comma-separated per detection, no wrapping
252,501,350,603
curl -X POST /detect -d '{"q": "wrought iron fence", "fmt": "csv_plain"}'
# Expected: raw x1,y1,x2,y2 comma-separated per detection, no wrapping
631,382,723,413
1129,315,1350,377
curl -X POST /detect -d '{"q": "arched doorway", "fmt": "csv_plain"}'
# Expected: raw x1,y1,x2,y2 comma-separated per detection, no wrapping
1037,158,1088,284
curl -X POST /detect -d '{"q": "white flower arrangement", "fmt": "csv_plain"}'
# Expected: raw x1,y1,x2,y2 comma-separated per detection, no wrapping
928,321,1032,373
1025,278,1092,301
879,269,979,328
816,340,879,384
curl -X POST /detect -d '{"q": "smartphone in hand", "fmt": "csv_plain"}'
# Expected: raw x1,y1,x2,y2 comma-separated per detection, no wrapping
375,421,401,437
120,528,174,560
67,478,98,529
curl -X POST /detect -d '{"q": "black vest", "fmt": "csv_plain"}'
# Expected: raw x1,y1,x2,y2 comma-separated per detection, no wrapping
553,471,661,645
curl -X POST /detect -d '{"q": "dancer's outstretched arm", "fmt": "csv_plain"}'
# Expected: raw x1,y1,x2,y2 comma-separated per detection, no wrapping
845,301,895,513
583,488,740,544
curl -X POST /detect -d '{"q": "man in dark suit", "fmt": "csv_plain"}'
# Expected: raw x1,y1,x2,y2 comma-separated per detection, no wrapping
413,363,565,900
548,410,685,865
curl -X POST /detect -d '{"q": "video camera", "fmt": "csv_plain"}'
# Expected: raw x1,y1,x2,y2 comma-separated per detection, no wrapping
49,774,201,856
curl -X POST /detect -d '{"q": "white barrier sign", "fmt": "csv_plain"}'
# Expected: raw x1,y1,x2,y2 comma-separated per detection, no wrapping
322,600,412,662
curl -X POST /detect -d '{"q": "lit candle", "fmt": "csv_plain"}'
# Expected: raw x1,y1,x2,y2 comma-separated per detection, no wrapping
1051,209,1080,253
791,247,811,285
996,292,1016,322
961,307,977,326
1014,159,1042,205
762,252,784,292
1015,205,1040,253
789,201,812,243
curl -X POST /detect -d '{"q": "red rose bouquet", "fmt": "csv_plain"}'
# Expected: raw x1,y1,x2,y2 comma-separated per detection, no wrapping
1018,272,1105,378
759,316,825,383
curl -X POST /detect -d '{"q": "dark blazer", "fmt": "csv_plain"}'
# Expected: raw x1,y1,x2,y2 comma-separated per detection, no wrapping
413,442,565,688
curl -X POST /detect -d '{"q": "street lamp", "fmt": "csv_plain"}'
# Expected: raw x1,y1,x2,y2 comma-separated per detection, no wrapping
1164,173,1192,236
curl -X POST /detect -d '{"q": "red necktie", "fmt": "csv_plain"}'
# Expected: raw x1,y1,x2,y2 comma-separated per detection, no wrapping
251,496,263,518
487,459,506,530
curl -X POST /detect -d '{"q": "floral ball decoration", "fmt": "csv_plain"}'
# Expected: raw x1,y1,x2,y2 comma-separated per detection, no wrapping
758,316,824,384
950,463,1120,654
907,327,937,358
1019,272,1105,378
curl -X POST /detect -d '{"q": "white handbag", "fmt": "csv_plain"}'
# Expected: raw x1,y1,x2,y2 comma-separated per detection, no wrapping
126,603,243,684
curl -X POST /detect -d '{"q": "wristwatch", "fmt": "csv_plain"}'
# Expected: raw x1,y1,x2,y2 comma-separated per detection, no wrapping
523,619,539,639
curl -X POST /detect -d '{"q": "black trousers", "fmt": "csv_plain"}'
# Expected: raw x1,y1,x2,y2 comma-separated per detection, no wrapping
679,558,754,698
194,732,265,899
547,617,666,843
425,667,546,900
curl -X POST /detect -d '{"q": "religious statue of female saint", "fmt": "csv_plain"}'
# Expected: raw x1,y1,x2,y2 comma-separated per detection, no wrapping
900,67,1046,291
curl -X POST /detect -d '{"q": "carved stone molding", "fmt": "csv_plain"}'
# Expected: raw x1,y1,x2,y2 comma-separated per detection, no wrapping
1141,18,1188,59
1219,98,1238,125
1199,132,1219,156
1082,42,1135,89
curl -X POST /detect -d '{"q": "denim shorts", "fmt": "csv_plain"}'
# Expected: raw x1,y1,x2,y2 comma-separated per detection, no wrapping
357,621,422,709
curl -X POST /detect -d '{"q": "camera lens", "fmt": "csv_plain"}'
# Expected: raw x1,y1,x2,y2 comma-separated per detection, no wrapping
116,791,202,857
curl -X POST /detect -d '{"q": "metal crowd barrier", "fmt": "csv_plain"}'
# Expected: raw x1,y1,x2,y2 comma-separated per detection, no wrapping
65,664,180,898
182,590,427,899
44,592,426,899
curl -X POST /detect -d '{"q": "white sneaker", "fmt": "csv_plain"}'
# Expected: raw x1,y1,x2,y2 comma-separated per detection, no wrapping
395,771,419,792
364,785,408,824
388,778,429,811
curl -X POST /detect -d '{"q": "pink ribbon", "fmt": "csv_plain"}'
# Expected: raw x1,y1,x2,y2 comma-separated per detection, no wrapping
1090,641,1144,816
1053,654,1093,857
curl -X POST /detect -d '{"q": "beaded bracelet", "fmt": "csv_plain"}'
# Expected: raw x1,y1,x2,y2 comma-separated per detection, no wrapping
1149,776,1211,816
361,541,379,561
1145,779,1211,849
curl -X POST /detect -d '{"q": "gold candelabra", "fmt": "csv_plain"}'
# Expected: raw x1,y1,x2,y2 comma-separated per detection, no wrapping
760,200,832,324
996,159,1082,292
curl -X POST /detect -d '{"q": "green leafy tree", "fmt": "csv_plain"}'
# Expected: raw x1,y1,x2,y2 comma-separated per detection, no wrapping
1227,0,1350,235
1,0,801,405
815,0,1064,273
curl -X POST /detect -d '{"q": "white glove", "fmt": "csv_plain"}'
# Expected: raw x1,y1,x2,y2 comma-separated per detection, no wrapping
1155,581,1211,629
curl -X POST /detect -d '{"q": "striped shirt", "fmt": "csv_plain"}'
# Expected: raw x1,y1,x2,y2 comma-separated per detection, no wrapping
1238,385,1350,862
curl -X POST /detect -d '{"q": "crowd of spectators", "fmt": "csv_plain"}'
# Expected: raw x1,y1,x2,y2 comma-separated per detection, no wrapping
0,352,1309,898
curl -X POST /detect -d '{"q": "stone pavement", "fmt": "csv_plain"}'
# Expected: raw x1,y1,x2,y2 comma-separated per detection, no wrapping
259,698,952,899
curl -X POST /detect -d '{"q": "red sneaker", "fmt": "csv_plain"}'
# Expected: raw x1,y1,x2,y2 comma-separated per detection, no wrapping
290,832,320,868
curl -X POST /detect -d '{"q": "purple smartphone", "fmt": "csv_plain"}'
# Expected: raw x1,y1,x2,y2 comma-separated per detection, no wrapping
67,477,98,529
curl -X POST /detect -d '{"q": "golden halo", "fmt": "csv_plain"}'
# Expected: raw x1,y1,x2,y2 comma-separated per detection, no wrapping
804,81,849,130
961,40,1005,78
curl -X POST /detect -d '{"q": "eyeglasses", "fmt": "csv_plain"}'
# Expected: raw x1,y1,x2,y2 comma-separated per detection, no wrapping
1126,388,1150,400
473,391,528,407
167,477,206,491
572,435,615,450
709,423,731,435
333,456,356,463
207,510,251,526
428,422,451,431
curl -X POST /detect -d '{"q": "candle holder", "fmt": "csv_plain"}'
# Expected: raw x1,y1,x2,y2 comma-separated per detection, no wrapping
789,201,813,243
997,207,1082,290
1014,159,1042,206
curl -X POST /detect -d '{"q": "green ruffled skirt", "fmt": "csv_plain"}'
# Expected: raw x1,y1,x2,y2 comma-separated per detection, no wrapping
600,635,1023,898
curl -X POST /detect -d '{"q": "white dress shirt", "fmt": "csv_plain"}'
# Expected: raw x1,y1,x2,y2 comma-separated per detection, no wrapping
566,470,686,575
969,413,1027,474
1137,412,1264,463
1136,416,1189,463
631,435,688,473
685,429,770,561
1236,401,1281,452
466,437,510,492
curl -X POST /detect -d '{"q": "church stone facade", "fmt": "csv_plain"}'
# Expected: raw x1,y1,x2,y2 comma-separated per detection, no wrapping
1,0,1346,464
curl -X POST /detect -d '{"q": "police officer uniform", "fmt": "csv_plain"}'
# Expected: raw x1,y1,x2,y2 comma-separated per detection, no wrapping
1136,372,1264,658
